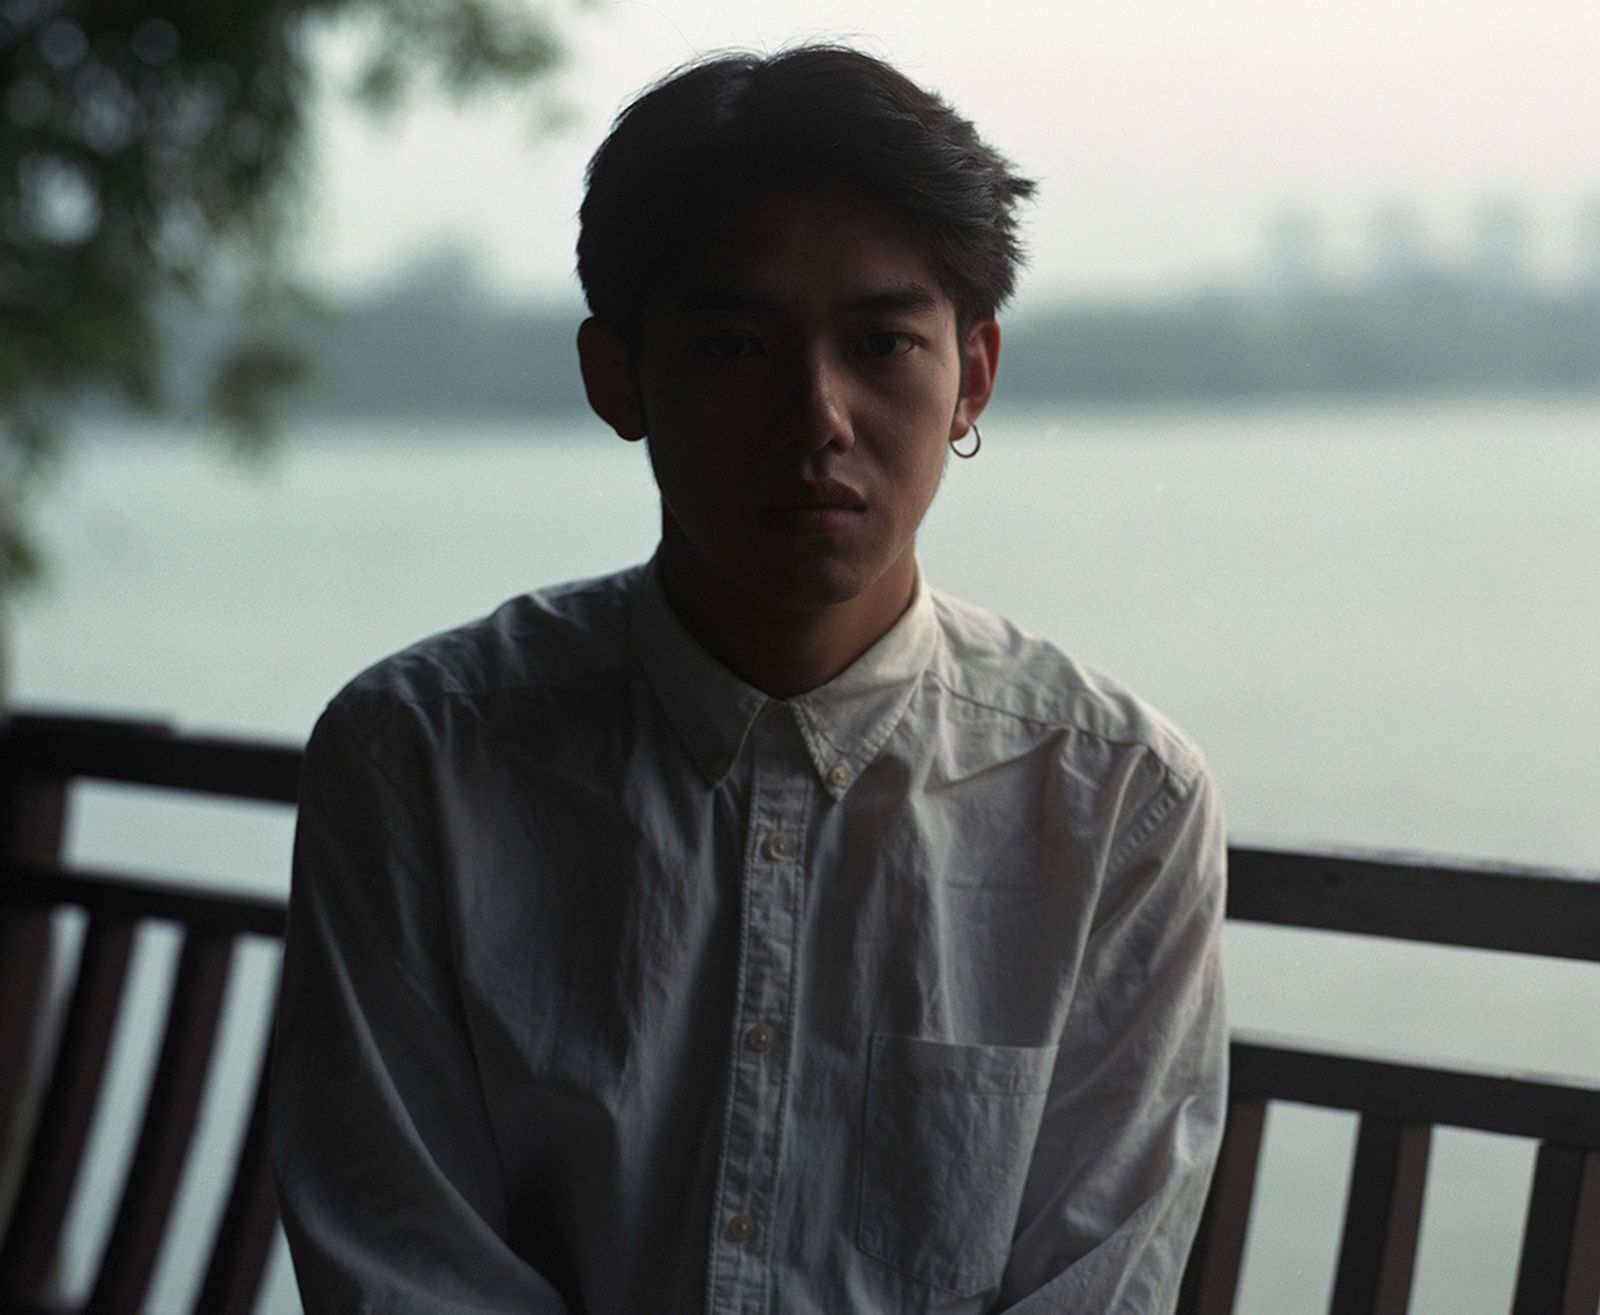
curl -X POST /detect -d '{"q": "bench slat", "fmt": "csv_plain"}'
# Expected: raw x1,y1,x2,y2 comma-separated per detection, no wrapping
1512,1143,1600,1315
1232,1033,1600,1147
1229,846,1600,964
1,716,300,805
4,863,286,939
1329,1117,1431,1315
87,931,234,1314
192,1019,281,1314
0,915,137,1300
0,910,54,1179
1177,1097,1267,1315
0,773,68,1166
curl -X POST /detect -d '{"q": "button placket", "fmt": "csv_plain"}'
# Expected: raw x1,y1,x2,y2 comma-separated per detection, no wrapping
706,707,813,1313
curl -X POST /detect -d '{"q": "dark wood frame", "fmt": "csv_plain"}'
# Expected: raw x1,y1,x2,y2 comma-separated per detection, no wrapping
1181,851,1600,1315
2,712,1598,1314
1,716,294,1315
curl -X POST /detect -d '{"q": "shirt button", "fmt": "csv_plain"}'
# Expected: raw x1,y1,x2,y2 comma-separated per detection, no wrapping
764,705,796,733
725,1212,758,1243
763,832,796,861
826,762,851,789
745,1022,776,1052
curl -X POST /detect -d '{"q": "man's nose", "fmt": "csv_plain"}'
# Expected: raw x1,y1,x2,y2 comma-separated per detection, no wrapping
775,350,855,453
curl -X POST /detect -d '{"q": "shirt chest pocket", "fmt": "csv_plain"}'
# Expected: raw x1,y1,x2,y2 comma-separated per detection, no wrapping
855,1033,1059,1299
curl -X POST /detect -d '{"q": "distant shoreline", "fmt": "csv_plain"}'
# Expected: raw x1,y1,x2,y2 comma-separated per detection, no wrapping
76,273,1600,423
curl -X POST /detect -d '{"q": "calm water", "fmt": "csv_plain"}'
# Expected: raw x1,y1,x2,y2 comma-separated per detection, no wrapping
9,396,1600,1313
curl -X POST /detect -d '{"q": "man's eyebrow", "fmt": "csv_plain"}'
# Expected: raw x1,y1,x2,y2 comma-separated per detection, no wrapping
839,284,943,316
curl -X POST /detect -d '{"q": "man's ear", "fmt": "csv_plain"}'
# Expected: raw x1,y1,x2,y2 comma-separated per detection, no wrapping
950,317,1001,442
577,317,648,442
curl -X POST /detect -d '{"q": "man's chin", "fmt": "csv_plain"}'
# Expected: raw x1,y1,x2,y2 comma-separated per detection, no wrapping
660,524,905,619
730,545,913,619
737,565,872,614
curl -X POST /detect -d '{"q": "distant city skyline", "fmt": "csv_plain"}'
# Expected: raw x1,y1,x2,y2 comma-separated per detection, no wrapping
1254,196,1600,295
328,193,1600,311
293,0,1600,313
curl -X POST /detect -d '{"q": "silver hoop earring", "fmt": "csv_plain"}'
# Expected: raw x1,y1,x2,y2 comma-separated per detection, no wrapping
951,423,982,459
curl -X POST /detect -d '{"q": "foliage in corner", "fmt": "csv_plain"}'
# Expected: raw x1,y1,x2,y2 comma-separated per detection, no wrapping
0,0,571,596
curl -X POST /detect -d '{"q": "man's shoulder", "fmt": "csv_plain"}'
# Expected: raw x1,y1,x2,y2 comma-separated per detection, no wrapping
926,588,1206,790
325,564,642,738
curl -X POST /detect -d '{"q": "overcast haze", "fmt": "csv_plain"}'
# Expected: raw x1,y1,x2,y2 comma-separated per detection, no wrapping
299,0,1600,308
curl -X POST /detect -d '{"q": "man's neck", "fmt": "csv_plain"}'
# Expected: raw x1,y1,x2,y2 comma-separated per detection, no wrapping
654,542,917,700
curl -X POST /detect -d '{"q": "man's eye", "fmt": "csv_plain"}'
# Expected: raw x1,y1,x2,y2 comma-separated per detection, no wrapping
699,333,764,360
859,331,914,358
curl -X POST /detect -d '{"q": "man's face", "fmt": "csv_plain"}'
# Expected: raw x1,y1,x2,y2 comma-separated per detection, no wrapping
618,188,996,622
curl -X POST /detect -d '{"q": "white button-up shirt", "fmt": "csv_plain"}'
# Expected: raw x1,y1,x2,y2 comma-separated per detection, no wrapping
270,558,1227,1314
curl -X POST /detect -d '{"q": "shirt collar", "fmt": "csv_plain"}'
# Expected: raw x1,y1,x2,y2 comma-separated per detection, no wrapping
628,555,937,798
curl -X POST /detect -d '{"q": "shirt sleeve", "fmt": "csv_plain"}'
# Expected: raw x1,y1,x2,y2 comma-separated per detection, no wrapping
993,753,1229,1314
269,703,573,1315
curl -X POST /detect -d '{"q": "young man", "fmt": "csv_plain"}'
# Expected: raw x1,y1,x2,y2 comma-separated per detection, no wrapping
271,46,1227,1315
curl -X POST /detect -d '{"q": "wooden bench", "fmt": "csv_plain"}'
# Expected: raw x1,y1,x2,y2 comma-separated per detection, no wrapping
1,715,297,1315
2,712,1598,1314
1180,849,1600,1315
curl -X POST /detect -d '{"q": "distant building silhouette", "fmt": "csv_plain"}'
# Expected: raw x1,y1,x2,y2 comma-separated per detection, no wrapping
1368,201,1431,292
1470,198,1531,293
1262,206,1323,299
1578,198,1600,290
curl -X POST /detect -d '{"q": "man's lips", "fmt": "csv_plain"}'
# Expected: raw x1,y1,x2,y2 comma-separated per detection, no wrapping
759,480,868,514
757,482,867,533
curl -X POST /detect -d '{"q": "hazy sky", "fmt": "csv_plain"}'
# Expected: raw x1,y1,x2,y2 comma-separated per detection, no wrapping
299,0,1600,309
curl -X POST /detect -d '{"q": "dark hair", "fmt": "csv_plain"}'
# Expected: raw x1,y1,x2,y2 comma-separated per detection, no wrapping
576,46,1036,345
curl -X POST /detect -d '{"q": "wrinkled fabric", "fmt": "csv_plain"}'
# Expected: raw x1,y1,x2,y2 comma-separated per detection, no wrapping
270,557,1228,1315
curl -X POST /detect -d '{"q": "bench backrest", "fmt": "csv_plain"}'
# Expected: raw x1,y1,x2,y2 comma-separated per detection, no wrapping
1,715,296,1315
1180,849,1600,1315
3,713,1599,1315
